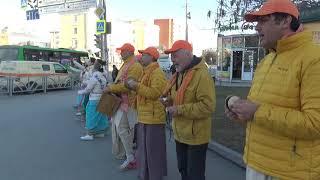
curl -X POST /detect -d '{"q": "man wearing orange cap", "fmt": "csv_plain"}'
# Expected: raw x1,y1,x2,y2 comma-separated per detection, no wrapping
105,43,143,170
125,46,167,180
225,0,320,179
161,40,216,180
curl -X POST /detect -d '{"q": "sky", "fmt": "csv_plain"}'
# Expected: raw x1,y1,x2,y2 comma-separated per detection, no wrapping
107,0,217,29
0,0,218,45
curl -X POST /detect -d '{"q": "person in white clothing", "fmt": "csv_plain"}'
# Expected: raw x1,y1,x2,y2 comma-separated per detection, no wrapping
78,61,109,140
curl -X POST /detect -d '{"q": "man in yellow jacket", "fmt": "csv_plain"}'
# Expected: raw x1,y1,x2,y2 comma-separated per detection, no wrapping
162,40,216,180
125,46,167,180
105,43,143,170
225,0,320,179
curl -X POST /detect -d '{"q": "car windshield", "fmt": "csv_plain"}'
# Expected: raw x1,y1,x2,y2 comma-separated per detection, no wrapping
0,48,18,61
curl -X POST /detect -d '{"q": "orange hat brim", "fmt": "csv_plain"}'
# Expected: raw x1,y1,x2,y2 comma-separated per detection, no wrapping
244,9,275,22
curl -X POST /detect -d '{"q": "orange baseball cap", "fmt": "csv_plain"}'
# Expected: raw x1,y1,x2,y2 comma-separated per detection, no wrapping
244,0,299,22
164,40,193,54
116,43,135,53
138,47,160,59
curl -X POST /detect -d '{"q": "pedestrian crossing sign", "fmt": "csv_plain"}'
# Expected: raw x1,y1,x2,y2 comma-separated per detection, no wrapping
96,20,106,34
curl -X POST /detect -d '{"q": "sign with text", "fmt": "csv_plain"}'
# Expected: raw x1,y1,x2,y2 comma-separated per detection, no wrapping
38,0,65,7
38,0,96,14
39,4,65,14
26,9,40,20
65,0,96,12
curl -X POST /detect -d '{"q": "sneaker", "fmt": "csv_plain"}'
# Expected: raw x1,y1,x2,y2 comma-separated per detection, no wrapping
119,155,136,170
115,155,126,161
80,135,94,141
76,112,82,116
94,133,105,138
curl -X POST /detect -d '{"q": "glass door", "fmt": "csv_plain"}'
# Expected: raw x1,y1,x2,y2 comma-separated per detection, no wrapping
231,50,243,80
242,50,254,80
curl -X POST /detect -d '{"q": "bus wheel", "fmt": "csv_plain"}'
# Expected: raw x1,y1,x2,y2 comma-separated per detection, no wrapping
26,82,38,94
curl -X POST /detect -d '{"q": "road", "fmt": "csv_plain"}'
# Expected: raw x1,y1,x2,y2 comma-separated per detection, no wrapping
0,90,245,180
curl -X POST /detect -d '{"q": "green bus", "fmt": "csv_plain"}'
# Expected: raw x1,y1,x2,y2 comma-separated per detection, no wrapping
0,45,90,83
0,45,89,65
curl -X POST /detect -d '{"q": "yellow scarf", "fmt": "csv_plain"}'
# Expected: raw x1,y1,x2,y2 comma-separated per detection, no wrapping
162,70,194,105
137,62,160,104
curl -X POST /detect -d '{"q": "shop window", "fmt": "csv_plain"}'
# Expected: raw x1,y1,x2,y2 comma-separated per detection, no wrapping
258,48,266,61
245,35,259,47
232,36,244,48
246,48,258,71
223,37,231,49
222,49,231,71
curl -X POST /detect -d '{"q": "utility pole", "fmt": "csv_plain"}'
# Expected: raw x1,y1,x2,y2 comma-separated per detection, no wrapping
185,0,191,41
185,0,188,41
99,0,108,72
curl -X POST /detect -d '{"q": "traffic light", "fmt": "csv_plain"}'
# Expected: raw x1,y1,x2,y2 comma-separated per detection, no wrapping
94,34,102,49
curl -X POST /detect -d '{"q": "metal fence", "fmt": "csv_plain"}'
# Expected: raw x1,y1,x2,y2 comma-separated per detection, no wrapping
0,76,9,94
0,75,80,96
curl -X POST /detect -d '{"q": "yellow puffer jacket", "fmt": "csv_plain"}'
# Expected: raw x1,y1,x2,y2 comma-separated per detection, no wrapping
245,31,320,180
136,63,167,124
171,58,216,145
109,56,143,108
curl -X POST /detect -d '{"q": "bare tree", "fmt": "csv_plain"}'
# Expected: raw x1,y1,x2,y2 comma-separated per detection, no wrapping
202,49,218,65
208,0,320,32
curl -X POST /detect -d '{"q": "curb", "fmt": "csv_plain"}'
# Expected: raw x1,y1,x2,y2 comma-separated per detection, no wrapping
208,141,246,169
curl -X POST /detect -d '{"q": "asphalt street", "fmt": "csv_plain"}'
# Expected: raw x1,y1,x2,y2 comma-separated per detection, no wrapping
0,90,245,180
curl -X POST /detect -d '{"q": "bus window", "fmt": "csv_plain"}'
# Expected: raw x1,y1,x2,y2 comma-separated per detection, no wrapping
48,51,60,63
61,52,73,65
39,51,49,61
24,49,40,61
0,48,18,61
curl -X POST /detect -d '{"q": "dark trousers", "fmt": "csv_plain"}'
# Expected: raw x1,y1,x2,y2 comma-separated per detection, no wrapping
175,141,208,180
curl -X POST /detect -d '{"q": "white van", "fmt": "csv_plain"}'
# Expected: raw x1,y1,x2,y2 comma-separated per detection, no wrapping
0,61,71,92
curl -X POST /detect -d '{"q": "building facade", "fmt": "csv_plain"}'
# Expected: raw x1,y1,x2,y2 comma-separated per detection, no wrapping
49,31,60,49
59,13,87,51
154,19,173,50
216,34,265,82
216,6,320,82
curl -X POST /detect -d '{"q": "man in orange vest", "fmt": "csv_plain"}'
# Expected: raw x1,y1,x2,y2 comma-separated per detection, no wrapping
105,43,143,170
